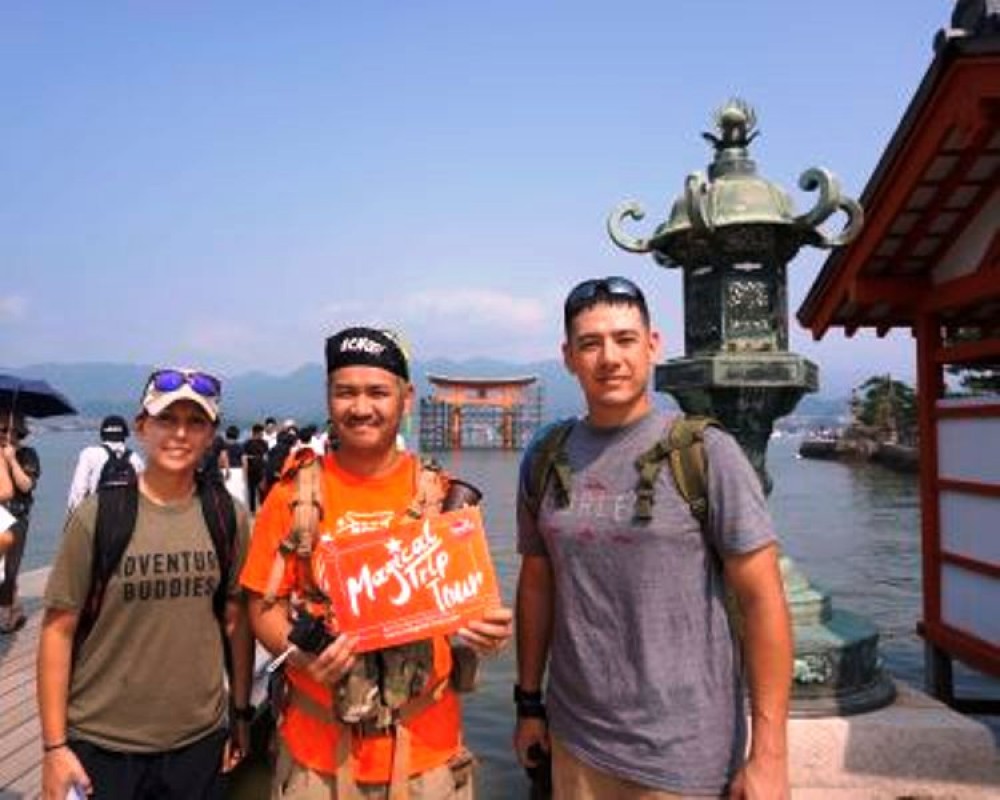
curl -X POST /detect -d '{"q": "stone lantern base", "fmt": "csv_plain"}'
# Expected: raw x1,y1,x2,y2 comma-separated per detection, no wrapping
658,352,896,718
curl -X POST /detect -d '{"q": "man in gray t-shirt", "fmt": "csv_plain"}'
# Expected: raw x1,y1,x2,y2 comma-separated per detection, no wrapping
514,277,792,798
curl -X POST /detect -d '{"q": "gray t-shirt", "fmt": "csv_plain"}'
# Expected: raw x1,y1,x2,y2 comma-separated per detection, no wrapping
45,491,249,752
517,409,776,795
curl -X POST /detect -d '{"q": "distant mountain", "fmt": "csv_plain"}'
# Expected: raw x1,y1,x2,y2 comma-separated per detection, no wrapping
3,359,850,427
0,360,582,425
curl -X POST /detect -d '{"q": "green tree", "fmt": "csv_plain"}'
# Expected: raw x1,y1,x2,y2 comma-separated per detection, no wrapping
856,375,918,444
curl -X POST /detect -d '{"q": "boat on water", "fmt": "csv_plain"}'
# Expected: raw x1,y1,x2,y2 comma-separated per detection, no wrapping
798,430,918,473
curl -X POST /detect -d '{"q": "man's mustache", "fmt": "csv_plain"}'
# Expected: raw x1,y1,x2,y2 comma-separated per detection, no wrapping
344,415,381,425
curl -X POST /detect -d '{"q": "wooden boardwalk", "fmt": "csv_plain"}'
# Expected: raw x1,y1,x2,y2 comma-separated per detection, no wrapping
0,568,47,800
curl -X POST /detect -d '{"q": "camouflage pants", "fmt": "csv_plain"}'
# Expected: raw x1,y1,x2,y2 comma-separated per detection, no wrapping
271,740,476,800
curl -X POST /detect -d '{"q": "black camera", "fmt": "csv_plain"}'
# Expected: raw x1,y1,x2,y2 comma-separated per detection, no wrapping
525,743,552,798
288,610,336,654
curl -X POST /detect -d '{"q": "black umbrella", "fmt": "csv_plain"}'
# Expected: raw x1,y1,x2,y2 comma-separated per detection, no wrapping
0,374,78,418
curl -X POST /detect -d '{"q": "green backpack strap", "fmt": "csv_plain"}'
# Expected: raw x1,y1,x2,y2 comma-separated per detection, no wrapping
633,415,719,524
523,420,576,517
655,415,745,640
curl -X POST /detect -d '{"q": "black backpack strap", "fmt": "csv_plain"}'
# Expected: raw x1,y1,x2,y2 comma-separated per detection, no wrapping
195,473,239,680
101,443,131,463
523,420,575,518
196,473,238,624
75,474,239,655
74,481,140,657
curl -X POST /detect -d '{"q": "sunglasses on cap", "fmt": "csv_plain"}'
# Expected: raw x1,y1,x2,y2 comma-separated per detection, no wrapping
146,369,222,398
564,276,647,318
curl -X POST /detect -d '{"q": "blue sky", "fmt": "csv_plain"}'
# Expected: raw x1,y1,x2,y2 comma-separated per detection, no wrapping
1,1,950,386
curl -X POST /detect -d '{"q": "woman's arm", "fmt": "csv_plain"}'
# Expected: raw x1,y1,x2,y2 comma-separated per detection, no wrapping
222,596,254,772
5,446,36,493
37,608,92,799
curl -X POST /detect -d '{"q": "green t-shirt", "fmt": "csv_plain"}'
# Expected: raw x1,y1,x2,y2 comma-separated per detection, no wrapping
45,491,249,752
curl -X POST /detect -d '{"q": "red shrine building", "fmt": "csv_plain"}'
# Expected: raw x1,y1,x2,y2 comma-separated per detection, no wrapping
798,1,1000,711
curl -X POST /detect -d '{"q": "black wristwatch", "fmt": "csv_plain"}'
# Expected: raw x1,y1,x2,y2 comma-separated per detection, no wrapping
231,704,255,722
514,685,546,720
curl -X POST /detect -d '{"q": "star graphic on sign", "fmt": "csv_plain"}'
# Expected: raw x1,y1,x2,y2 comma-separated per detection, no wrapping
385,538,402,554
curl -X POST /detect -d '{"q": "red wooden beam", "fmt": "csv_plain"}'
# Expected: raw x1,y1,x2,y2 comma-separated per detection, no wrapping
936,402,1000,419
804,59,1000,337
983,229,1000,273
940,551,1000,579
888,124,997,270
934,336,1000,365
922,180,1000,277
938,477,1000,498
917,313,944,632
922,268,1000,314
848,276,928,308
919,619,1000,678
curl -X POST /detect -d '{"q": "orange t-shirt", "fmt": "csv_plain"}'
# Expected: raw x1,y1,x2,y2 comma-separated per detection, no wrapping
240,452,462,783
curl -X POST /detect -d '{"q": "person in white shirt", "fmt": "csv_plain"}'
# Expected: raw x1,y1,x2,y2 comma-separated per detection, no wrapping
262,417,279,450
66,415,145,513
0,496,14,557
0,435,11,554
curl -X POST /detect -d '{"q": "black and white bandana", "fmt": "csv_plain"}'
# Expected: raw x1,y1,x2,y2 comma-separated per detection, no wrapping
325,327,409,381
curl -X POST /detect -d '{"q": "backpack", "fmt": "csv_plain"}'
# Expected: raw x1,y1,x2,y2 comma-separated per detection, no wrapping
523,414,718,526
523,414,744,636
73,472,239,659
97,445,137,490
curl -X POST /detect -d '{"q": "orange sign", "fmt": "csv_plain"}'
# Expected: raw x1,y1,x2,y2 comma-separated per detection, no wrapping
311,506,501,652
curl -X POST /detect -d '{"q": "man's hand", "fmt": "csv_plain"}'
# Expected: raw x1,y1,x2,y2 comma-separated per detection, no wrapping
457,606,513,656
513,717,549,768
727,753,789,800
41,746,91,800
296,633,358,686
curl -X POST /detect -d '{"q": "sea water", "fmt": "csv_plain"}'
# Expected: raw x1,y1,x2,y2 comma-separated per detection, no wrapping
16,430,999,794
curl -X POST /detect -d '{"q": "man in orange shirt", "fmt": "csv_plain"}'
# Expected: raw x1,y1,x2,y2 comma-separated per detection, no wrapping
241,326,513,799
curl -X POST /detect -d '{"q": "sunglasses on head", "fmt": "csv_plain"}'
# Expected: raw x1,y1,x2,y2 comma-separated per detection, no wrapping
147,369,222,398
564,276,646,317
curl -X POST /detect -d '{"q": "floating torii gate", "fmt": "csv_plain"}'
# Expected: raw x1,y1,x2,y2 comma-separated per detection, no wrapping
418,375,542,450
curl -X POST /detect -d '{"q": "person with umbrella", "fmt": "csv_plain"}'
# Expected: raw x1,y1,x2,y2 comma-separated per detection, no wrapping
0,374,75,634
0,411,41,633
